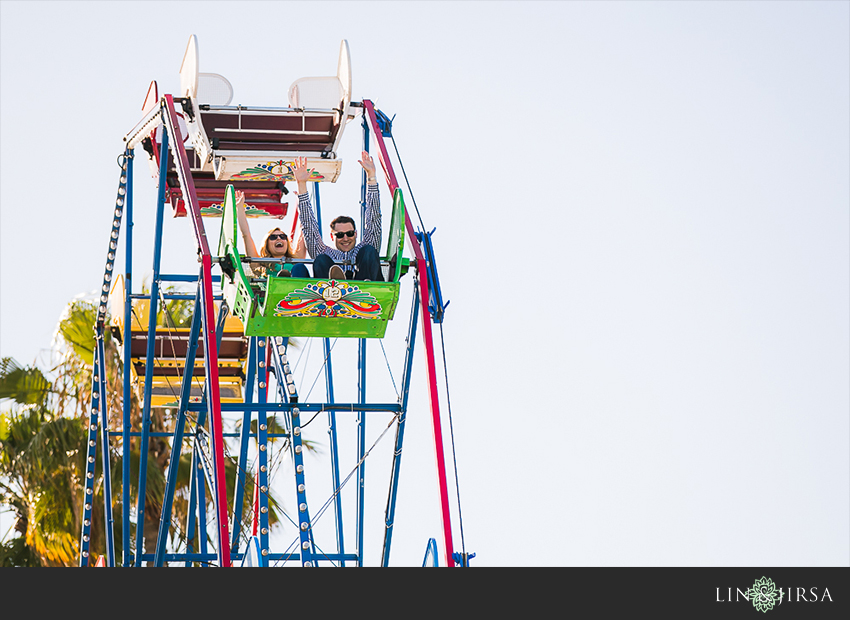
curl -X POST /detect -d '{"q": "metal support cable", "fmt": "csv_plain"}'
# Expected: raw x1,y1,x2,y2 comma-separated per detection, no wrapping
379,340,400,399
273,411,399,567
388,133,427,235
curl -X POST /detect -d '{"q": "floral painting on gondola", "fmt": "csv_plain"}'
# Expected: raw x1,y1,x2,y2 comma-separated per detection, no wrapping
231,160,326,182
274,280,381,319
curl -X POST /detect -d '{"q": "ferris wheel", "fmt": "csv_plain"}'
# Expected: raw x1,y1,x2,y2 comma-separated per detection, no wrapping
78,35,471,567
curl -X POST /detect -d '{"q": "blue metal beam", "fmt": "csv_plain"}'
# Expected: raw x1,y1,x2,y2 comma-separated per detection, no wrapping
134,126,170,565
256,337,270,565
231,336,258,554
136,552,360,563
187,403,403,413
324,337,346,565
96,333,116,566
356,339,367,567
382,278,420,566
195,446,209,561
153,290,202,566
79,342,102,566
122,150,134,567
270,338,316,566
184,448,200,566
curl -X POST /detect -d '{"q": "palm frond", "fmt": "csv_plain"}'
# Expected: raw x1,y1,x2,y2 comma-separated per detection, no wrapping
56,301,101,367
0,357,51,407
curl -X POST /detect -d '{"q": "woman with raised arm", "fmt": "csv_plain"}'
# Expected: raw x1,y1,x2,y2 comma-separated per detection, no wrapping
235,189,309,277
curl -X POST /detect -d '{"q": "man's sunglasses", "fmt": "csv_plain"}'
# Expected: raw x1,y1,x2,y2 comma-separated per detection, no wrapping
268,233,288,241
333,230,356,239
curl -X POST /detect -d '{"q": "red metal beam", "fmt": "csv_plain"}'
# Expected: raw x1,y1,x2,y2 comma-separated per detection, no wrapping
163,95,212,256
362,100,455,567
162,95,232,567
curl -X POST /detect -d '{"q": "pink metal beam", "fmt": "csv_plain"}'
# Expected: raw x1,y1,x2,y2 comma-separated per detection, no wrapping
162,95,212,256
362,100,455,567
162,95,232,567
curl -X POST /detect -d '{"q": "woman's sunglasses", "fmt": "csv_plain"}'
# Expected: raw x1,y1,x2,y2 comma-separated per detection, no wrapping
268,233,288,241
333,230,356,239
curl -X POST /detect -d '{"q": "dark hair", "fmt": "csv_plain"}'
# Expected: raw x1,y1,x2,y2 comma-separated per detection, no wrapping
330,215,356,230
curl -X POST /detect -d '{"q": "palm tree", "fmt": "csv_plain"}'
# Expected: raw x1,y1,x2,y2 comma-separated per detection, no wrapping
0,357,85,566
1,294,294,566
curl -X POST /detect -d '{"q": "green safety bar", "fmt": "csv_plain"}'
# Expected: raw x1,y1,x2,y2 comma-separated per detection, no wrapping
217,185,258,324
382,188,407,283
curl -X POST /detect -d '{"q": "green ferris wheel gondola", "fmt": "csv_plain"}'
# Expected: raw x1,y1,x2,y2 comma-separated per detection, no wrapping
217,184,407,338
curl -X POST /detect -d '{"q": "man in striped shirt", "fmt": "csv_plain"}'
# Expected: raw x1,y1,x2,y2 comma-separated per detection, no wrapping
292,152,382,281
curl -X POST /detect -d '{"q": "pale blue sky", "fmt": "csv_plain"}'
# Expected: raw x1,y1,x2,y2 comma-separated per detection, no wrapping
1,1,848,566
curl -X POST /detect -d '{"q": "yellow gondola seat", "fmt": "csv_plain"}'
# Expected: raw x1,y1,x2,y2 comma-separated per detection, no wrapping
109,275,248,407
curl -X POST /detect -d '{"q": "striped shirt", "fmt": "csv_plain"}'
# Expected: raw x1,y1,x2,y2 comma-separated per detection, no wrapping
297,184,381,264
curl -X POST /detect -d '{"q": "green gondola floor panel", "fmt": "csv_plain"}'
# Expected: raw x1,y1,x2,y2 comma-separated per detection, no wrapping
243,275,400,338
